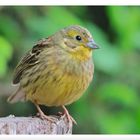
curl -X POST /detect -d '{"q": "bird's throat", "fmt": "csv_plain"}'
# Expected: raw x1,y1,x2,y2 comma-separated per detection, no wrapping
70,47,92,61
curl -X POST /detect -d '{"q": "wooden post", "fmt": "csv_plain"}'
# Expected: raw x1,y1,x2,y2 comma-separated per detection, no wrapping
0,115,72,134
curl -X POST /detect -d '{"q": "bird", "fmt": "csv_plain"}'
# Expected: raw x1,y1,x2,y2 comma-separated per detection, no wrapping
7,25,99,124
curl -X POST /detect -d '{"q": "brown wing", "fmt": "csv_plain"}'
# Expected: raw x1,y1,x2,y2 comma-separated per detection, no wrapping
13,38,51,84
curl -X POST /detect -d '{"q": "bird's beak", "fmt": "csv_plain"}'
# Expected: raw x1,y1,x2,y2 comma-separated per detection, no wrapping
87,39,99,49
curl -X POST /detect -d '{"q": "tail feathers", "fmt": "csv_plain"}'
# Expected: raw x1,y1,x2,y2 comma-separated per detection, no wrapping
7,87,26,103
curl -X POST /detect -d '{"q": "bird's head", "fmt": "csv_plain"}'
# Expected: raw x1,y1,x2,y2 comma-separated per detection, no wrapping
53,25,99,61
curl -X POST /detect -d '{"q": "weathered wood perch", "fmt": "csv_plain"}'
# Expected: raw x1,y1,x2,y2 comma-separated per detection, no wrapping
0,115,72,134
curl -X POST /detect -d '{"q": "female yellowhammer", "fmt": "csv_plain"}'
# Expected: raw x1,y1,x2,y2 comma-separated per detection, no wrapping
7,25,99,124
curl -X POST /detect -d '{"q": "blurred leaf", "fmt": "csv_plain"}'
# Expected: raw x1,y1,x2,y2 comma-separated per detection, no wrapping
107,6,140,50
96,82,138,107
94,109,138,134
92,82,139,133
69,7,87,18
107,7,130,33
0,36,13,77
132,30,140,49
24,16,50,38
0,36,13,59
47,7,83,27
0,58,7,77
0,15,22,43
94,47,122,75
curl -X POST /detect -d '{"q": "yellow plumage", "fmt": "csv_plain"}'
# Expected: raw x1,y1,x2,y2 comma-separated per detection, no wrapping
7,25,98,124
26,48,93,106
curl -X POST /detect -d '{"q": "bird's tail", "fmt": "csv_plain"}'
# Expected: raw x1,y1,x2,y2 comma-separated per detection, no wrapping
7,87,26,103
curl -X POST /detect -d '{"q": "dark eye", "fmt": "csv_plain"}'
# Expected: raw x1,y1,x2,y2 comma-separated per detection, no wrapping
75,35,82,41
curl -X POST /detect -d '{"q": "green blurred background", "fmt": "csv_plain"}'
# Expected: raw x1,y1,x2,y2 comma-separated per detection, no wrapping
0,6,140,134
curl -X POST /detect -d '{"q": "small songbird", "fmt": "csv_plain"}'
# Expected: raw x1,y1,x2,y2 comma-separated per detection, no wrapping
7,25,99,124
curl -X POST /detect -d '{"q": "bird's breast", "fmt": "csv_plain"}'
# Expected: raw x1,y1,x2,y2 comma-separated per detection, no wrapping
25,50,94,106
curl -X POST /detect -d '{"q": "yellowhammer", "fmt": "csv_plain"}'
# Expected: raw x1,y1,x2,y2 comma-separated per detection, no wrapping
7,25,99,124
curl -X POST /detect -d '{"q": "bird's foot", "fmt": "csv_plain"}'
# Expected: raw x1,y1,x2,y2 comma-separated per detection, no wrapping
61,106,77,125
36,112,56,123
35,103,56,123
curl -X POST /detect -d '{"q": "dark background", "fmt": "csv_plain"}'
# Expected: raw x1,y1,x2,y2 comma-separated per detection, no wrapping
0,6,140,134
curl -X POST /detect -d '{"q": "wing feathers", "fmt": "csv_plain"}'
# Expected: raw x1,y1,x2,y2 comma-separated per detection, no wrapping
13,38,50,84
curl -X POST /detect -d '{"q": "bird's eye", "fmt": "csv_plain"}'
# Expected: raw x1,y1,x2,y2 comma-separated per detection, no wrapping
75,35,82,41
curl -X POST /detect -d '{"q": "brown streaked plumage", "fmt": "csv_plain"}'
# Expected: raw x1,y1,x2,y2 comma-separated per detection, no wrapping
7,25,99,124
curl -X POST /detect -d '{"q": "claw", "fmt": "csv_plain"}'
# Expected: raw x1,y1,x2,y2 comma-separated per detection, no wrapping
62,105,77,125
57,111,63,116
35,103,56,123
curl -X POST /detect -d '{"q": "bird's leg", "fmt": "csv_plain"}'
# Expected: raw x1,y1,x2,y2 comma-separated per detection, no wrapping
62,105,77,125
35,103,56,123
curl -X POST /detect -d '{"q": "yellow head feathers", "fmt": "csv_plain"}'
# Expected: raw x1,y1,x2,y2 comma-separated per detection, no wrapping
57,25,99,61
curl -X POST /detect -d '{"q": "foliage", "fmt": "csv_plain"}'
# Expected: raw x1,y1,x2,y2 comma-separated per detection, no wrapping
0,36,12,77
0,6,140,134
